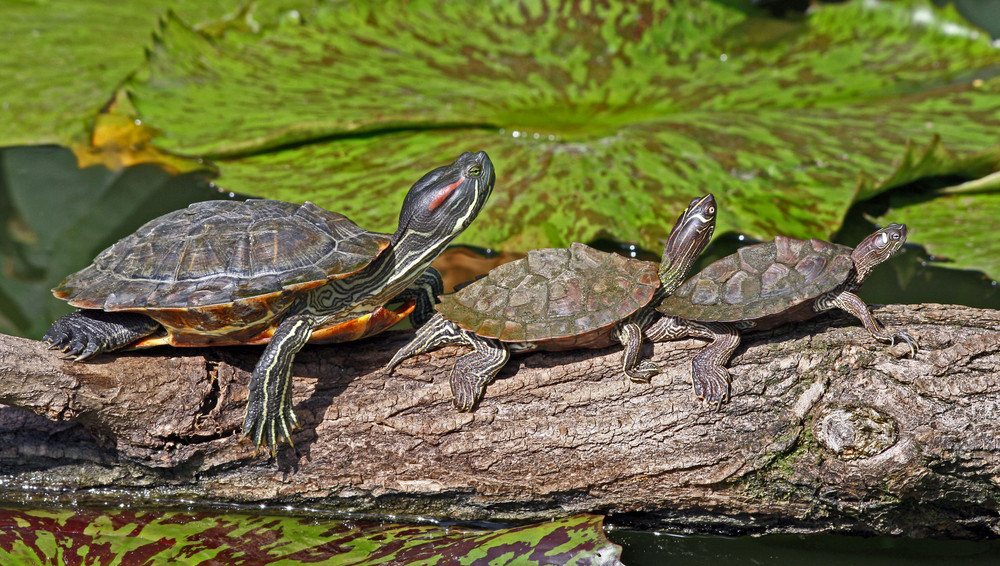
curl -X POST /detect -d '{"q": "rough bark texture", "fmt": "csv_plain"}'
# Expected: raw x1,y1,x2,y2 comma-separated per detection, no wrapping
1,303,998,538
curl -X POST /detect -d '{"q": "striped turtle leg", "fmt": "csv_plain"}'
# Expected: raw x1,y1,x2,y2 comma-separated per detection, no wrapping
243,314,316,449
385,313,466,372
393,268,444,328
817,290,918,356
644,315,739,404
616,320,658,383
450,334,510,412
43,310,161,361
386,313,509,411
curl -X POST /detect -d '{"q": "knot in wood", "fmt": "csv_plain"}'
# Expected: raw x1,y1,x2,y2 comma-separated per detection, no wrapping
813,405,898,460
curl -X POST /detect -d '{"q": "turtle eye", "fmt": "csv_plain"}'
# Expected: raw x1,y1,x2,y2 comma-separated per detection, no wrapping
467,165,482,177
708,206,716,214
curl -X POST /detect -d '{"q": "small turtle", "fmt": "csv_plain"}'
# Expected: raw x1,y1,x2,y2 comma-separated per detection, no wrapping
43,151,495,449
386,194,717,409
653,224,919,401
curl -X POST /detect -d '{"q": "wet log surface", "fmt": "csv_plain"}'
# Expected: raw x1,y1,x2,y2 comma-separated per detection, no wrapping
1,303,998,538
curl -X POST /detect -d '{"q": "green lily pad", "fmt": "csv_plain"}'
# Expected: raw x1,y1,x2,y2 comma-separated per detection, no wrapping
880,186,1000,279
0,508,622,566
0,1,260,148
117,0,1000,258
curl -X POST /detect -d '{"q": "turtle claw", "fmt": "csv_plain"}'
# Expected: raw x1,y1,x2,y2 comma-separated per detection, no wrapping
243,406,299,454
43,318,110,361
891,331,919,358
692,366,731,407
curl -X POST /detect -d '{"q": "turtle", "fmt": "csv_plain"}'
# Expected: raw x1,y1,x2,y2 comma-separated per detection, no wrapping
386,194,718,410
652,223,919,402
43,150,496,449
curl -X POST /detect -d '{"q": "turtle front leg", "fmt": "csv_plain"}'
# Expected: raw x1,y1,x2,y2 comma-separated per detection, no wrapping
243,314,316,450
386,313,509,411
690,321,739,405
385,313,466,372
450,335,510,412
616,320,658,383
820,290,918,356
644,315,738,405
393,268,444,328
43,310,161,361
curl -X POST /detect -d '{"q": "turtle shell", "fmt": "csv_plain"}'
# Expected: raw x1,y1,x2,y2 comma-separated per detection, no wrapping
53,199,391,339
438,242,660,349
657,235,855,327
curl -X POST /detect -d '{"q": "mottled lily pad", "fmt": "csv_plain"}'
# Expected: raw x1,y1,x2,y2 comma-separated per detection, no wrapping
118,1,1000,258
0,508,623,566
2,0,1000,281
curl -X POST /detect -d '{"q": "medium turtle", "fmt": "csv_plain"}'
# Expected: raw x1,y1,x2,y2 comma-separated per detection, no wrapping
386,194,717,409
43,151,495,449
653,224,919,401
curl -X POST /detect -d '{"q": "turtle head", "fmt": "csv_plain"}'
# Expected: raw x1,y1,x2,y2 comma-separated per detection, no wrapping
851,223,907,282
658,193,717,292
394,151,495,245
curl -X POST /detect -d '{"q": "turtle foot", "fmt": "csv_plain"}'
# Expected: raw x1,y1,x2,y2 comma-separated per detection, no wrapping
43,314,110,361
43,310,159,361
692,366,731,407
243,407,299,453
626,360,660,383
449,372,484,413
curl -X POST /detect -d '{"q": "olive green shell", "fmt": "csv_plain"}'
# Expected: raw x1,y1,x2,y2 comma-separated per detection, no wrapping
53,199,390,332
438,242,660,345
657,235,854,323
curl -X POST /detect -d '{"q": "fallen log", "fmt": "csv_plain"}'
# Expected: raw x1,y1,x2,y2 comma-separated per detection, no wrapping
1,303,998,538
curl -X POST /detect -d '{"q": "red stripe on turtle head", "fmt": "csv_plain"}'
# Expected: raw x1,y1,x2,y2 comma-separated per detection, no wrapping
428,180,463,211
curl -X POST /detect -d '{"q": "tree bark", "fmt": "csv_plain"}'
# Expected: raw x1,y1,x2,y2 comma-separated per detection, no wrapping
1,303,998,538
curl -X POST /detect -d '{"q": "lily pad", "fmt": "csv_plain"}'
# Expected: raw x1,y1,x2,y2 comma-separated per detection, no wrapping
117,0,1000,258
880,187,1000,279
0,1,259,148
0,508,623,566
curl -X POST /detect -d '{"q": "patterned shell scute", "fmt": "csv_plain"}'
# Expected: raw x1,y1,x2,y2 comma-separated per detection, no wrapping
659,235,855,322
54,199,391,311
438,242,660,343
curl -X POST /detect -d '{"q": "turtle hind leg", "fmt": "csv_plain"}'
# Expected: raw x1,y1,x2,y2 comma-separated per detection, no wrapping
821,290,919,357
42,309,161,361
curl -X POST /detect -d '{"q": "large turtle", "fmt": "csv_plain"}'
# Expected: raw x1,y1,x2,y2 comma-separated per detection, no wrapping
43,151,495,449
653,224,919,402
386,194,717,409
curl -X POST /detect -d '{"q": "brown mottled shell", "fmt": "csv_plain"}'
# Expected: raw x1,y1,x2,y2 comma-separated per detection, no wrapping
657,235,855,325
438,242,660,347
53,199,390,337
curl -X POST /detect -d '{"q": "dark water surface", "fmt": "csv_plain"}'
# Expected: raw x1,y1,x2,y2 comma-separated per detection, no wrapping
1,146,998,564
